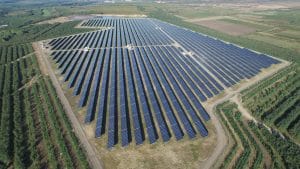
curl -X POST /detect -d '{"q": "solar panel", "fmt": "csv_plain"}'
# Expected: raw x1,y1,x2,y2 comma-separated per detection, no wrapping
48,17,281,148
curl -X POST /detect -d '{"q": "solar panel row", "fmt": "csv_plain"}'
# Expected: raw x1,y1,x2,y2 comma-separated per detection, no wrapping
50,46,211,147
119,48,131,146
49,19,173,50
151,19,279,87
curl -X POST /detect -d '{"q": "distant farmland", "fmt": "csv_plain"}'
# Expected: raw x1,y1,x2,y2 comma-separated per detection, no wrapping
46,16,280,149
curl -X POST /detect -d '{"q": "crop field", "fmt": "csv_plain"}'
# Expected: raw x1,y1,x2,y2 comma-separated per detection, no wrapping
46,16,280,149
0,44,90,168
242,65,300,143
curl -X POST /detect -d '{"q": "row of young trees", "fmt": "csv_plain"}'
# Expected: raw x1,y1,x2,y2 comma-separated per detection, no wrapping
32,21,93,41
0,43,33,65
249,122,300,169
0,11,96,167
217,102,300,169
242,65,300,142
44,77,90,169
0,50,90,168
216,102,264,169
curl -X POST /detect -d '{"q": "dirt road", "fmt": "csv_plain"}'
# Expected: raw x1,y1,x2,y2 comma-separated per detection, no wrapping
230,95,257,122
33,42,104,169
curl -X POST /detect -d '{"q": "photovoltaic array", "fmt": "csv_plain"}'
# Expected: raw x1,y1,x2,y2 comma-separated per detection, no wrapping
47,17,280,148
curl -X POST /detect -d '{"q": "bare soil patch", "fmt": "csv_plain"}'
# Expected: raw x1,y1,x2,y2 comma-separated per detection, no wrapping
37,16,73,25
93,123,217,169
186,16,232,22
196,20,257,36
36,15,96,25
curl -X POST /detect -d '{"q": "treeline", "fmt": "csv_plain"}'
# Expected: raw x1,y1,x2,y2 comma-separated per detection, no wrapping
242,65,300,142
33,21,94,41
14,21,92,43
0,52,90,168
1,20,94,45
216,102,300,169
1,2,94,45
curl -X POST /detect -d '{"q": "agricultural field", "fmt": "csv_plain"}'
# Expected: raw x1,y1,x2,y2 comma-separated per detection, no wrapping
242,65,300,143
215,102,300,169
0,44,90,168
0,1,299,169
0,2,98,168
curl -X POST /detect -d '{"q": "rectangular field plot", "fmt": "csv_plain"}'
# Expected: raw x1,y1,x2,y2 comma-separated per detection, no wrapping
47,17,280,148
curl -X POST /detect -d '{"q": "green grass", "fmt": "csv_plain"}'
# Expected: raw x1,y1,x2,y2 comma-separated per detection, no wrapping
245,33,300,52
158,4,240,19
218,18,270,30
249,122,300,169
0,43,33,64
41,8,52,17
275,29,300,41
263,9,300,27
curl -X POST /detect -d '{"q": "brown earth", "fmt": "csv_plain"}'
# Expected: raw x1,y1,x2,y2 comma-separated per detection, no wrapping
195,20,257,36
36,15,97,25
